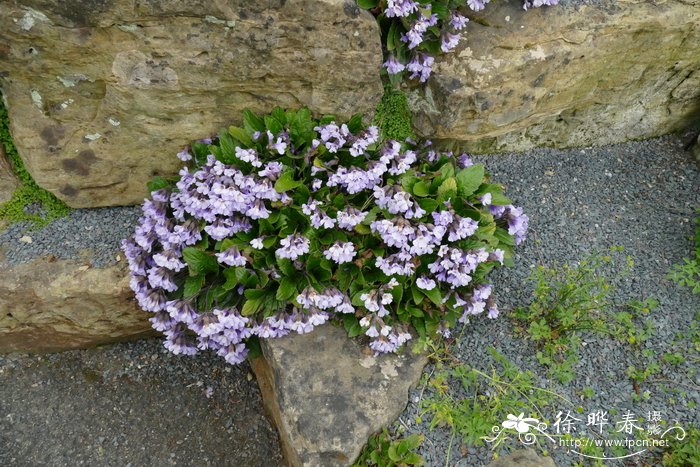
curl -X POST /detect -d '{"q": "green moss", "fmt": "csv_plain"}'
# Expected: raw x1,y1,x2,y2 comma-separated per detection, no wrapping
0,99,70,228
373,87,414,142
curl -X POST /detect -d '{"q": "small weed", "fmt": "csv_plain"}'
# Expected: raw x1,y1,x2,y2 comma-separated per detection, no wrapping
419,342,569,459
512,247,657,383
353,429,424,467
662,426,700,467
667,210,700,294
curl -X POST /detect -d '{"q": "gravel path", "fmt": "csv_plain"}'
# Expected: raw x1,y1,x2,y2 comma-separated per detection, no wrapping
400,135,699,466
0,339,282,466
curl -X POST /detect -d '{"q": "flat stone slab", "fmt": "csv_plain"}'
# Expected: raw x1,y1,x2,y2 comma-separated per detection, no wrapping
251,324,428,466
0,255,153,353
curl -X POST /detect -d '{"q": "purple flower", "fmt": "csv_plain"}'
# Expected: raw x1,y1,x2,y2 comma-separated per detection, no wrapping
266,131,288,155
153,249,186,272
276,234,310,260
406,54,434,83
147,267,178,292
323,242,356,264
235,147,261,167
250,237,264,249
217,343,248,364
258,162,284,180
336,207,367,230
383,55,405,75
478,193,492,205
450,13,469,30
467,0,489,11
216,246,247,266
385,0,418,17
164,333,199,355
166,300,198,325
416,276,436,290
314,123,349,153
441,33,461,53
177,148,192,161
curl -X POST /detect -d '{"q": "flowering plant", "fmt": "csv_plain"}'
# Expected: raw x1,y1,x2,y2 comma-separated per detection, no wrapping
121,108,528,364
358,0,559,85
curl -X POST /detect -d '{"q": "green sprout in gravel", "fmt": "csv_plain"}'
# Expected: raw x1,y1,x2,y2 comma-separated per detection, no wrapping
417,340,568,463
512,247,657,383
667,210,700,294
0,100,70,228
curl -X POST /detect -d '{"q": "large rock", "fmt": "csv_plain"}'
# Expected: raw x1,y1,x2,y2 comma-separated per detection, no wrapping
0,143,19,204
0,256,153,353
486,449,556,467
0,0,383,208
251,324,428,466
409,0,700,152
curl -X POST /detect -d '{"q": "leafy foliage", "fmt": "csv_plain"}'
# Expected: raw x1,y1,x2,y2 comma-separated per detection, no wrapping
662,426,700,467
123,107,526,362
0,100,70,228
353,429,424,466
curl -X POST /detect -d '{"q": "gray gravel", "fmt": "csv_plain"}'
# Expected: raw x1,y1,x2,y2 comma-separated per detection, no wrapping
399,135,700,466
0,206,140,266
0,338,283,467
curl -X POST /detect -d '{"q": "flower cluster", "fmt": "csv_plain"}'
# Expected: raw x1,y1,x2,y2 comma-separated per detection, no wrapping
364,0,559,84
123,107,527,364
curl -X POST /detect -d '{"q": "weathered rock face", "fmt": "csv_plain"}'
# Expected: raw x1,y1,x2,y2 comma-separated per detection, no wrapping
251,324,428,467
408,0,700,152
0,0,383,208
0,256,153,353
0,144,19,204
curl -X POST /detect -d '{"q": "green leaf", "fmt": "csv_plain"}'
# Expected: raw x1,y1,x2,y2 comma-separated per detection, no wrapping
412,180,430,197
264,109,286,135
276,257,296,276
218,129,237,164
182,247,218,276
455,164,485,198
437,177,457,203
242,109,265,133
346,114,364,134
276,276,297,301
183,275,204,298
147,176,169,192
417,198,438,212
289,107,315,148
422,287,442,306
386,21,398,51
274,170,303,193
229,126,253,147
244,288,267,300
222,267,249,290
241,298,263,316
356,0,378,9
343,314,363,338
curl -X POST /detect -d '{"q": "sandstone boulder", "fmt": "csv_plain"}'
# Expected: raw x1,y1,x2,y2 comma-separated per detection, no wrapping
486,448,557,467
251,324,428,466
0,256,153,353
408,0,700,152
0,0,383,208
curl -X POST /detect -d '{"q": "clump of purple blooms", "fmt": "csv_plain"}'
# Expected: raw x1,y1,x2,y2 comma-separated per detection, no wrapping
373,0,559,84
122,107,528,365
